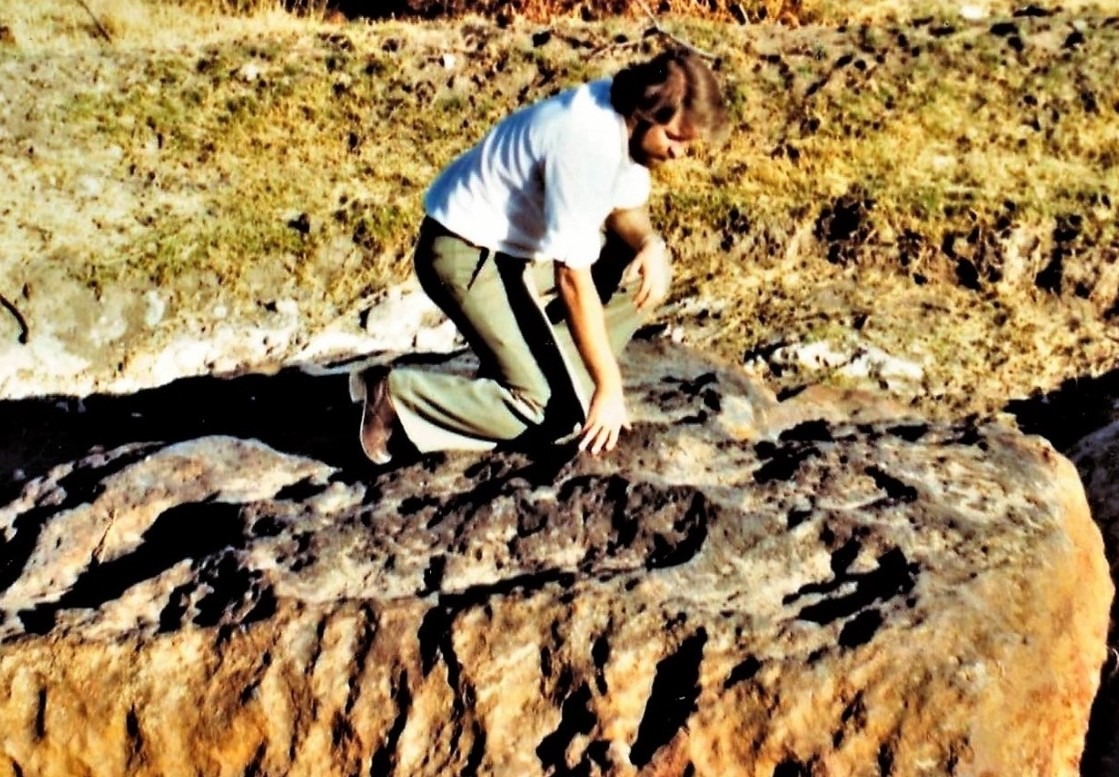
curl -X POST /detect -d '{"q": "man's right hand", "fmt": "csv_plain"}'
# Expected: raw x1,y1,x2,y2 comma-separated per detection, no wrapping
579,379,630,455
556,263,631,455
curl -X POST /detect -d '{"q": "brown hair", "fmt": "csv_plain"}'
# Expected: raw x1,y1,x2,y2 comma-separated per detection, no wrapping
610,49,728,140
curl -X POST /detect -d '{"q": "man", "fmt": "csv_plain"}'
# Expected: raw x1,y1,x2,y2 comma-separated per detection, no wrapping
351,48,727,463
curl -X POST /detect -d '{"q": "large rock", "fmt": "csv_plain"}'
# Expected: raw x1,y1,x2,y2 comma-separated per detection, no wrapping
0,342,1111,777
1068,418,1119,774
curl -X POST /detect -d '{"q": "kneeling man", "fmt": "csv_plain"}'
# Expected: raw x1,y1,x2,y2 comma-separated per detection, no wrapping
353,48,727,462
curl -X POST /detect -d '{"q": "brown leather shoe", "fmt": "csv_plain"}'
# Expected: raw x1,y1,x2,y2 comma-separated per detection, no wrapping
349,367,396,464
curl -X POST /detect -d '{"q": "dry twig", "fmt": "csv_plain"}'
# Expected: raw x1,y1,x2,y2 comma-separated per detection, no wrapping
634,0,718,59
73,0,113,44
1,293,29,345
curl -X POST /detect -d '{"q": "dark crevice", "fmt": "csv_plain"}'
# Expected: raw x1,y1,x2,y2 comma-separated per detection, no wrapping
462,721,487,777
786,547,917,626
273,477,329,502
0,444,159,596
159,581,195,633
422,555,447,595
420,568,575,676
330,712,354,752
886,423,929,442
787,507,813,529
878,740,896,776
536,682,596,773
754,445,820,484
774,757,812,777
306,616,330,679
723,655,762,689
239,651,273,705
415,569,551,774
592,633,611,694
830,538,861,574
126,706,142,749
19,496,246,635
368,670,411,777
125,705,145,771
192,551,272,628
645,493,711,570
630,628,707,768
586,740,611,771
242,742,267,777
345,604,378,715
604,475,637,553
34,688,46,740
839,608,884,647
865,467,918,503
418,605,453,678
779,420,834,443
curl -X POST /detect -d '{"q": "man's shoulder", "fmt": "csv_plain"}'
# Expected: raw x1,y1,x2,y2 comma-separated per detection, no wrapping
563,78,615,117
532,78,621,141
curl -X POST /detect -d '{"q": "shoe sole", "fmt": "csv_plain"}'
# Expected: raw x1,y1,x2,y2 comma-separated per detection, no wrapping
350,368,392,465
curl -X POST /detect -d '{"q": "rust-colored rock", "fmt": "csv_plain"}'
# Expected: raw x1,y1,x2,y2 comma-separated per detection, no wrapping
0,343,1111,776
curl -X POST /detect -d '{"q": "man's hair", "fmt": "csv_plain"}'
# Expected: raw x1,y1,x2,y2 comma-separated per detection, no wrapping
610,49,728,140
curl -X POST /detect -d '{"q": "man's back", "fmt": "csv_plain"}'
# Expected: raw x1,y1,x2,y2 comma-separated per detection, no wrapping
424,78,650,269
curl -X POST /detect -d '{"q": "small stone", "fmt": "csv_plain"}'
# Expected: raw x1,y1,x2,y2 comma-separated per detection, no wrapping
144,291,165,327
238,62,261,82
76,175,102,198
440,53,457,70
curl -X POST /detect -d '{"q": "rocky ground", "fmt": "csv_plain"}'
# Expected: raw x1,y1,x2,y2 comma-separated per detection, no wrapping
0,0,1117,774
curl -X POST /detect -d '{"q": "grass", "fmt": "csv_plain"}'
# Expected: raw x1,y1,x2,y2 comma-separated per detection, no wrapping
1,0,1118,415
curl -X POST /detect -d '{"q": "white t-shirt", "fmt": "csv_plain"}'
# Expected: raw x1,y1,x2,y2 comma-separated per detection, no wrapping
424,78,651,269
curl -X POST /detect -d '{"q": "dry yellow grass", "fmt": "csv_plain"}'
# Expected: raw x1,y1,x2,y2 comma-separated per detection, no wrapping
1,0,1117,419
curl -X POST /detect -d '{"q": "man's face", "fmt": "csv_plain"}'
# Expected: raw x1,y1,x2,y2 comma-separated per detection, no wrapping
630,112,699,167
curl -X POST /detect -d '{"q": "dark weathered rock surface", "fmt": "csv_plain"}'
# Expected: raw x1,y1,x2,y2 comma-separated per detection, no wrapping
0,342,1111,777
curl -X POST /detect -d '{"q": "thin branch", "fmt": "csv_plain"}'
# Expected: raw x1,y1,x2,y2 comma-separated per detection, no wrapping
589,35,645,58
633,0,718,60
73,0,113,44
1,293,29,345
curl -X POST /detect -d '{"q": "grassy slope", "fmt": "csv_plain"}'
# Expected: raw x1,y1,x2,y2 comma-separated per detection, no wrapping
1,2,1117,771
1,0,1117,416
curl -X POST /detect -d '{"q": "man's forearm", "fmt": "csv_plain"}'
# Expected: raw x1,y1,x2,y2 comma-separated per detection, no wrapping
555,264,621,389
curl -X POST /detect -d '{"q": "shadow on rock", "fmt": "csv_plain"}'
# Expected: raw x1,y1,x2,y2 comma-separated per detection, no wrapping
0,366,371,504
1005,366,1119,452
1004,366,1119,777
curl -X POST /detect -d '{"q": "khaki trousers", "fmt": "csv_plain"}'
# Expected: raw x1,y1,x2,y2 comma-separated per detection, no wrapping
388,218,646,453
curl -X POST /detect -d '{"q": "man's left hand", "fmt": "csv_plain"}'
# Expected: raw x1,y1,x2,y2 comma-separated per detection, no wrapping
624,235,671,312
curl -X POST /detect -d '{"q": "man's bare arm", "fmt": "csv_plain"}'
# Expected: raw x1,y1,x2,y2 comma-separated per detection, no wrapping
606,206,658,250
606,207,672,311
555,263,629,454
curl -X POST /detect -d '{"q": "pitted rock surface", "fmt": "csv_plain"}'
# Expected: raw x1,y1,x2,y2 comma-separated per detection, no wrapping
0,343,1111,777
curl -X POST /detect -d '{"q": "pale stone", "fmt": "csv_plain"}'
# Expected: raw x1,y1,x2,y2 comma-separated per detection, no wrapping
0,343,1110,777
143,290,165,327
238,62,261,82
958,5,988,21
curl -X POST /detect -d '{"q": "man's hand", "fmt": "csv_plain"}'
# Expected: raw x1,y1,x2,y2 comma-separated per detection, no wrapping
579,379,630,455
623,234,671,311
556,263,631,456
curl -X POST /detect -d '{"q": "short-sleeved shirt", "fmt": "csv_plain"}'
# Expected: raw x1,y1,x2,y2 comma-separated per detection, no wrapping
424,78,651,269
